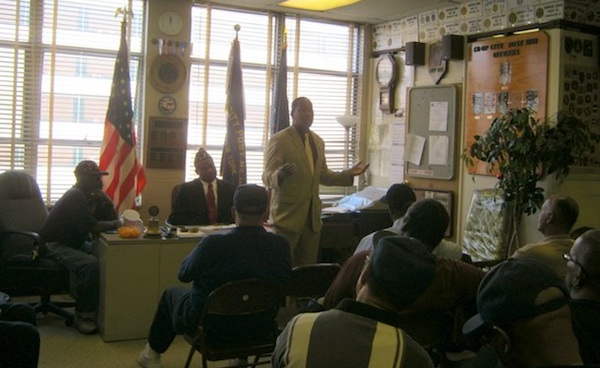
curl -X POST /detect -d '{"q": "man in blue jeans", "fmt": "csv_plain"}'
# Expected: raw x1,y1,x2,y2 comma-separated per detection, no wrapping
138,184,291,368
40,160,121,334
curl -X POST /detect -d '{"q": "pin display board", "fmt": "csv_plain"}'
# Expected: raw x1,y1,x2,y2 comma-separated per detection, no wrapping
406,85,458,180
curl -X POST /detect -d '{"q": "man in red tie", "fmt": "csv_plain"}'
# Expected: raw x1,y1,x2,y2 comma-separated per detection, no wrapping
167,148,235,226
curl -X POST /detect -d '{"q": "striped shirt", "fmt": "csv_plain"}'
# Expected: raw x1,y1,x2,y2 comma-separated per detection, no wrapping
273,299,434,368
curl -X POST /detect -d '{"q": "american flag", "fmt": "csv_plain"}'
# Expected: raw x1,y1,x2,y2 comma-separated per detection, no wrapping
220,32,247,188
99,20,146,214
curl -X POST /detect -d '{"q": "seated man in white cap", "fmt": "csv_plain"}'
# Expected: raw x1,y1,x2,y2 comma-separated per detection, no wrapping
168,147,235,226
463,258,582,367
273,236,436,368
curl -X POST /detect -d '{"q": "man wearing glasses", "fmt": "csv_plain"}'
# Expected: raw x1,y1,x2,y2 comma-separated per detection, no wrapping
511,194,579,278
463,258,582,367
565,228,600,364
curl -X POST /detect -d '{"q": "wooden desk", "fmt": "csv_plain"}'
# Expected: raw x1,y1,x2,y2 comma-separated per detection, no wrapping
95,233,200,342
319,209,391,264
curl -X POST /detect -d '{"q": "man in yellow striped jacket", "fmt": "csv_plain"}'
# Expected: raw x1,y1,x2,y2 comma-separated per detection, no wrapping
272,236,436,368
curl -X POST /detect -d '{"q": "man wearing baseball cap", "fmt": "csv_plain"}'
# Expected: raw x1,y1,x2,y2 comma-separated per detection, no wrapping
40,160,121,334
139,184,291,368
273,236,436,367
463,258,581,367
353,183,416,254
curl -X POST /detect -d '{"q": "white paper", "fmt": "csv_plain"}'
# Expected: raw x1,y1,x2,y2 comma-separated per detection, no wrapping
406,133,426,166
428,135,449,165
390,119,405,182
429,101,448,131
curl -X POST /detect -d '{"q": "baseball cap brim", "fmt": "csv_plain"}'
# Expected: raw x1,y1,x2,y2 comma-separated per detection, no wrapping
462,313,487,336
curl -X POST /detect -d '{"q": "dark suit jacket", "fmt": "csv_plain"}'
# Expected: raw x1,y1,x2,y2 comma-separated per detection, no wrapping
167,179,235,225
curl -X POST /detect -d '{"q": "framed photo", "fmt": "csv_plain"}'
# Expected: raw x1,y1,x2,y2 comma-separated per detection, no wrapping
147,117,188,169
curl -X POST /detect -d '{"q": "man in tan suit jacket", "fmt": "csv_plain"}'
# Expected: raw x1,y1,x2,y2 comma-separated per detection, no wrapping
263,97,368,266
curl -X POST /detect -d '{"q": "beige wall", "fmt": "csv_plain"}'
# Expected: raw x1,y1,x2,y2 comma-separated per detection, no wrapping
365,28,600,250
139,0,192,223
137,3,600,246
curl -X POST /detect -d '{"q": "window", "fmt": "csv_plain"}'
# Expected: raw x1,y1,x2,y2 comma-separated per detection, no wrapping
0,0,145,204
188,4,364,197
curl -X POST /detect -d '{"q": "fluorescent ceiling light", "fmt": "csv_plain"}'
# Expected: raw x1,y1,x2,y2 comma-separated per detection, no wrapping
278,0,361,11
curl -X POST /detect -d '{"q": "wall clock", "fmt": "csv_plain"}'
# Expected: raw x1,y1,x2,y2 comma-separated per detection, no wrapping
375,53,398,113
158,11,183,36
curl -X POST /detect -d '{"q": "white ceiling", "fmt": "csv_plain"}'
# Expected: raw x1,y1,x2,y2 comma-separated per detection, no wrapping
199,0,469,24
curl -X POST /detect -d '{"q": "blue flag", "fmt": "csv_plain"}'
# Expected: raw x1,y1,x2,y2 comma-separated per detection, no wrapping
270,43,289,135
220,35,246,188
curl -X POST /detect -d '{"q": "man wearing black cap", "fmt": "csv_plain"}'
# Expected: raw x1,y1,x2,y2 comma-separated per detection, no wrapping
40,160,121,334
139,184,292,368
273,236,435,368
167,147,235,226
353,183,416,254
462,258,581,367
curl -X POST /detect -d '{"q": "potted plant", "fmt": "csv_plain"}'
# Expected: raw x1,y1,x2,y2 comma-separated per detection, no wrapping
463,108,600,252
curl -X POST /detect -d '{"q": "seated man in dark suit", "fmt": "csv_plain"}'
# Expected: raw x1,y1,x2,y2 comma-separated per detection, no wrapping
139,184,292,368
167,147,235,226
0,301,40,368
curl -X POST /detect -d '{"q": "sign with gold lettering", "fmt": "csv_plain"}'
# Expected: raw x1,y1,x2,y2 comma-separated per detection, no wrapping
465,31,548,175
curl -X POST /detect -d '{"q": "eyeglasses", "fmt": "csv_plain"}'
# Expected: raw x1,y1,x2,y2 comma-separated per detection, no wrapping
480,325,511,355
564,253,588,275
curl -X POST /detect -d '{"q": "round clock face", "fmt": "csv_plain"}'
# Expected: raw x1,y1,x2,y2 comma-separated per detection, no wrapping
159,11,183,36
376,55,396,87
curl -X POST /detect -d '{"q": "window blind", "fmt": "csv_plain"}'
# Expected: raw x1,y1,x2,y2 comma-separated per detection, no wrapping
0,0,145,204
189,3,364,197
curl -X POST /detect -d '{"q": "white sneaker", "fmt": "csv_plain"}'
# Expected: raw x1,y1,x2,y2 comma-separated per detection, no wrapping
138,343,162,368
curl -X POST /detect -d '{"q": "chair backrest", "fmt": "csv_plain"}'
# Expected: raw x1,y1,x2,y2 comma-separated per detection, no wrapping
198,279,283,343
286,263,341,299
0,171,49,261
202,279,283,316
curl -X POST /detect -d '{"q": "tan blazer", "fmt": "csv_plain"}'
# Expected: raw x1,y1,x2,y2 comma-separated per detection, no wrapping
263,127,352,233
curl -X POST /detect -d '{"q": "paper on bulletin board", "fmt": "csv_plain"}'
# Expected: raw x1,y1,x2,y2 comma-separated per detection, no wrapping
390,119,406,183
429,101,448,131
428,135,449,165
406,133,426,166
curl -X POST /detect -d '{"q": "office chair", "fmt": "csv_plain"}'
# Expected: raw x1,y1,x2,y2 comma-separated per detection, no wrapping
0,170,74,325
183,279,283,368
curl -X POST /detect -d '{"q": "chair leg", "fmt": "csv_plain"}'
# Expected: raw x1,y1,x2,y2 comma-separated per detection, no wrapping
184,347,195,368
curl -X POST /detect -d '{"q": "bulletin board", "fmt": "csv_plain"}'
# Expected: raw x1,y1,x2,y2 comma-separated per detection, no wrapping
406,85,458,180
465,31,548,175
